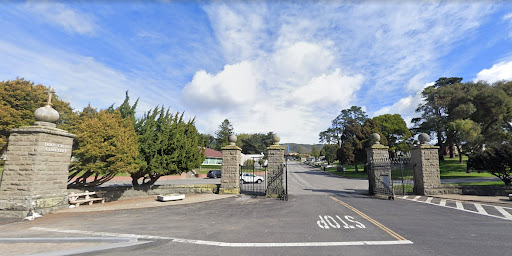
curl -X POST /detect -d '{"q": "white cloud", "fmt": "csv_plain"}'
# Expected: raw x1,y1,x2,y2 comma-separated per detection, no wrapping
25,1,97,35
182,61,261,112
181,39,364,143
288,69,363,108
0,39,175,115
373,82,434,127
474,61,512,83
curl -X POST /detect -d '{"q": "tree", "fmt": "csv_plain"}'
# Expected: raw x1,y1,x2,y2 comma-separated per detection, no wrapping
237,132,275,154
0,78,73,154
310,145,320,158
215,119,233,150
468,143,512,186
412,77,463,160
68,109,141,187
373,114,412,157
447,119,481,164
199,133,216,148
132,107,204,186
319,106,368,146
320,144,339,165
336,118,384,172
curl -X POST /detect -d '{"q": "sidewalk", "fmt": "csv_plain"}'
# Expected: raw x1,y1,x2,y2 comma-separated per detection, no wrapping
0,193,237,256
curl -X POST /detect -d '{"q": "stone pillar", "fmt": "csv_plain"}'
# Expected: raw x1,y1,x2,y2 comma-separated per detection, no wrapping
366,133,390,196
266,135,285,198
0,96,75,218
219,135,241,194
411,133,441,195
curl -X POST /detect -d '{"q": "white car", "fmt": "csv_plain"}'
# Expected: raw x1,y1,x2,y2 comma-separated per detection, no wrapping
240,173,265,184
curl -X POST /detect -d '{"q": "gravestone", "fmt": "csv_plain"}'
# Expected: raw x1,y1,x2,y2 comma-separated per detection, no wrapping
0,87,75,218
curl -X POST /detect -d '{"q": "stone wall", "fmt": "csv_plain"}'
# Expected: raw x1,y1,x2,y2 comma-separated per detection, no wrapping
428,185,512,196
71,184,220,201
0,126,74,217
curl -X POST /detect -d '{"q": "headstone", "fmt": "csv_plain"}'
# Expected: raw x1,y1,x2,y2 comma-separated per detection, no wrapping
0,87,75,218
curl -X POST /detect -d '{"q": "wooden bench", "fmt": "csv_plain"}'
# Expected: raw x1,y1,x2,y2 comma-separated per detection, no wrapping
68,190,105,207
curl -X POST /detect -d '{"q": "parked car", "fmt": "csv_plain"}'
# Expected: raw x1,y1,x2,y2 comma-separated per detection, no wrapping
240,173,264,184
207,170,222,178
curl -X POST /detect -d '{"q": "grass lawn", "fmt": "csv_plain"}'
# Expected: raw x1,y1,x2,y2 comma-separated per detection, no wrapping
439,155,495,179
325,164,368,179
0,164,3,176
449,181,505,186
320,155,498,183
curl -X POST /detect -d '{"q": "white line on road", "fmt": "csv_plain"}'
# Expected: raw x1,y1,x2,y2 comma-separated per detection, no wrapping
412,196,421,201
398,197,512,221
495,206,512,219
455,201,464,210
31,227,413,247
474,203,488,215
425,197,433,203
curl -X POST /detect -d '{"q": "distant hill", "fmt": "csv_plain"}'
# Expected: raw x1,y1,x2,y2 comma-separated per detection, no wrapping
281,143,325,154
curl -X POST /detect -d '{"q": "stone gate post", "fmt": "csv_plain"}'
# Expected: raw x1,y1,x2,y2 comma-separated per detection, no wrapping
366,133,390,196
219,135,241,194
266,135,285,198
0,91,75,218
411,133,441,195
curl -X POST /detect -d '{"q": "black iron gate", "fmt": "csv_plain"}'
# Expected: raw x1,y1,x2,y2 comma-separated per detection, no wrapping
266,163,288,201
239,165,267,196
390,155,414,195
369,157,394,199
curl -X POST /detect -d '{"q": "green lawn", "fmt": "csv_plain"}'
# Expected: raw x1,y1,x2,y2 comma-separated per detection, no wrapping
0,165,3,176
324,164,368,179
439,155,495,179
449,181,504,186
320,155,498,183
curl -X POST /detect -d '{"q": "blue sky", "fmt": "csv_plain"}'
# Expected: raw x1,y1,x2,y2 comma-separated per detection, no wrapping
1,1,512,144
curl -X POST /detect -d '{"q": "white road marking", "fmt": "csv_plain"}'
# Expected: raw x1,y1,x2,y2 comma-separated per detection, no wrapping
495,206,512,219
412,196,421,201
474,203,488,215
31,227,413,247
425,197,433,203
455,201,464,210
399,197,512,221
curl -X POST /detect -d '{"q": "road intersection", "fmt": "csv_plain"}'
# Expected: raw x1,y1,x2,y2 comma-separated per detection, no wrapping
1,162,511,255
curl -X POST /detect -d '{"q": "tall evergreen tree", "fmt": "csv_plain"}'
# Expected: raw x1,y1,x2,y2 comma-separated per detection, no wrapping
215,119,234,150
132,107,204,186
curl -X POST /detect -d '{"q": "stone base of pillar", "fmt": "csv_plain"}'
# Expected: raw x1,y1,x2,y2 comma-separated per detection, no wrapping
0,124,74,218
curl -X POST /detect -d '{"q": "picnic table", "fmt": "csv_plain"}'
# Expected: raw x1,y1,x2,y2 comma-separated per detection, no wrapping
68,190,105,207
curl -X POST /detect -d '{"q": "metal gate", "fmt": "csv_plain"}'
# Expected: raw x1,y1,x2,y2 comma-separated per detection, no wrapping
390,155,414,195
266,163,288,201
369,157,394,199
239,165,266,196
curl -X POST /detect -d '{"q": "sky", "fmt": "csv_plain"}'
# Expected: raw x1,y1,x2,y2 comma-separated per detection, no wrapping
1,0,512,144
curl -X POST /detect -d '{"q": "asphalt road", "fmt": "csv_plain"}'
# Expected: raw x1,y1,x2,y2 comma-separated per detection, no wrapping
3,162,512,255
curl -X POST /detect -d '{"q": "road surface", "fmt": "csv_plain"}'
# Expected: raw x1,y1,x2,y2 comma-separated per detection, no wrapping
2,162,511,255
